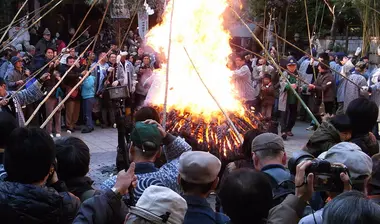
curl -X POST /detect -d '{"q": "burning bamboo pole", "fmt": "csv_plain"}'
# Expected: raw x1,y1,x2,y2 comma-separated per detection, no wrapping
25,38,95,126
231,6,320,126
162,0,176,130
5,28,92,101
0,0,64,51
41,49,112,129
183,46,244,144
0,0,29,44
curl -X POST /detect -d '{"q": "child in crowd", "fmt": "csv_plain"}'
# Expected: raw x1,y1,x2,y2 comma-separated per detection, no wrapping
303,114,352,157
260,74,275,120
81,74,96,133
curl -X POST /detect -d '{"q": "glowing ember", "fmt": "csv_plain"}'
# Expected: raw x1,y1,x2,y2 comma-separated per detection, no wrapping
145,0,244,119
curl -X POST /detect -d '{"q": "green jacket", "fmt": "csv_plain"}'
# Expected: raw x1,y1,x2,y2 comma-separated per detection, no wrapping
285,75,298,105
302,121,342,157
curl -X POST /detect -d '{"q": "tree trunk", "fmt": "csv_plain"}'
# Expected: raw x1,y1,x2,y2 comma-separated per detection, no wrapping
329,14,337,50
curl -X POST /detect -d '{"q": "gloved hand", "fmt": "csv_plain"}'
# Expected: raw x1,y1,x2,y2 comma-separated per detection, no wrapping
355,47,362,56
112,81,119,87
360,86,370,97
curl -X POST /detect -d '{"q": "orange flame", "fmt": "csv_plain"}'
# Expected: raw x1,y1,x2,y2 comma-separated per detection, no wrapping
145,0,244,120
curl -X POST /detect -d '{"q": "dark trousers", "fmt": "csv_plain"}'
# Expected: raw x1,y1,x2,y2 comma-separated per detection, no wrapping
280,103,297,133
314,101,334,126
299,95,311,121
83,97,95,128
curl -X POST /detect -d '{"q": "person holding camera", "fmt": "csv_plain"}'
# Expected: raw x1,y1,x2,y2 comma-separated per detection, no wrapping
0,128,80,223
219,158,323,224
297,142,372,224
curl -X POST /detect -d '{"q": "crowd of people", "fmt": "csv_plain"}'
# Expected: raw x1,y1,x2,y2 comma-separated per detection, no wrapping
231,33,380,142
1,24,380,224
0,27,156,137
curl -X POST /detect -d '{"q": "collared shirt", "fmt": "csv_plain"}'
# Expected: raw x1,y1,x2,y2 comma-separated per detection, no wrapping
183,195,230,224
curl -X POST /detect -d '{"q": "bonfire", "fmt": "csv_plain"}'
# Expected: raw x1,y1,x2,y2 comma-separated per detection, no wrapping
144,0,262,158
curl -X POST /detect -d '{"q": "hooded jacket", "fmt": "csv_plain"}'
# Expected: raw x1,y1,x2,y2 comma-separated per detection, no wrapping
0,181,80,224
303,121,342,157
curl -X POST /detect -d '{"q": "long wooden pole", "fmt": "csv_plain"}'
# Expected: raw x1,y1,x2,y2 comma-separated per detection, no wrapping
25,39,95,126
0,0,63,51
6,27,92,101
245,16,361,89
231,43,310,85
230,6,320,126
91,0,112,53
183,47,244,144
118,0,140,49
41,49,112,129
67,0,98,47
0,0,53,34
0,0,29,44
304,0,317,82
162,0,175,130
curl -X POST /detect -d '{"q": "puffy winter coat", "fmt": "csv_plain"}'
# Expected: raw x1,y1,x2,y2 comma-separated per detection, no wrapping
0,181,80,224
303,121,342,157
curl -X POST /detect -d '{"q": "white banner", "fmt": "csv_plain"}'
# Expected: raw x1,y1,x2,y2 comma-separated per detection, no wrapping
111,0,130,19
138,10,149,38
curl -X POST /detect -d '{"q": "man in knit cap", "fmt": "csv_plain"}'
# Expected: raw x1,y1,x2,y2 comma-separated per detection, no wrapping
35,28,56,57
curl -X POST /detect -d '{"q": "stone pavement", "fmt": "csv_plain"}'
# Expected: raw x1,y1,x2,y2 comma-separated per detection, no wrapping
68,121,312,187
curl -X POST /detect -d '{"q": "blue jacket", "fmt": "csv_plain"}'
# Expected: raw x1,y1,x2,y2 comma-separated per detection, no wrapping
183,195,230,224
81,75,95,99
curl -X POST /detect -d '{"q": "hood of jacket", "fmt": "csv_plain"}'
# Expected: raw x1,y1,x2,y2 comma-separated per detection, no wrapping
0,181,63,223
309,121,341,143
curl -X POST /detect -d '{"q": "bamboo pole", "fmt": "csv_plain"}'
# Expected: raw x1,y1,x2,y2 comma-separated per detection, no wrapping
40,49,112,129
91,0,112,53
282,4,289,55
183,47,244,144
5,28,92,101
162,0,175,130
118,0,140,49
67,0,98,47
230,6,320,126
0,0,29,44
25,38,95,126
0,0,53,34
230,43,310,85
245,17,362,89
0,0,63,51
304,0,317,81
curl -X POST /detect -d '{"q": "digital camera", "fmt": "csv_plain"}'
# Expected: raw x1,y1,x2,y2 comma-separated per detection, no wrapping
288,151,349,192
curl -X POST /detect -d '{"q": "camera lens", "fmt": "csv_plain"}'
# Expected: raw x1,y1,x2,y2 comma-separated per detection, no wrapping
287,151,315,175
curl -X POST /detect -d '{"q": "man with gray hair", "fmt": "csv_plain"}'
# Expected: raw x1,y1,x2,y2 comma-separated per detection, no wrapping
251,133,295,206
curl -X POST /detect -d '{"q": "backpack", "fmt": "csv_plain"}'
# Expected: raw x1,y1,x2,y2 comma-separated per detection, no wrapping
263,168,295,207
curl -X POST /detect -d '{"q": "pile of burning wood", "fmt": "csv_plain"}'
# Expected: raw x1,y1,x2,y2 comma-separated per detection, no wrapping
160,108,263,158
